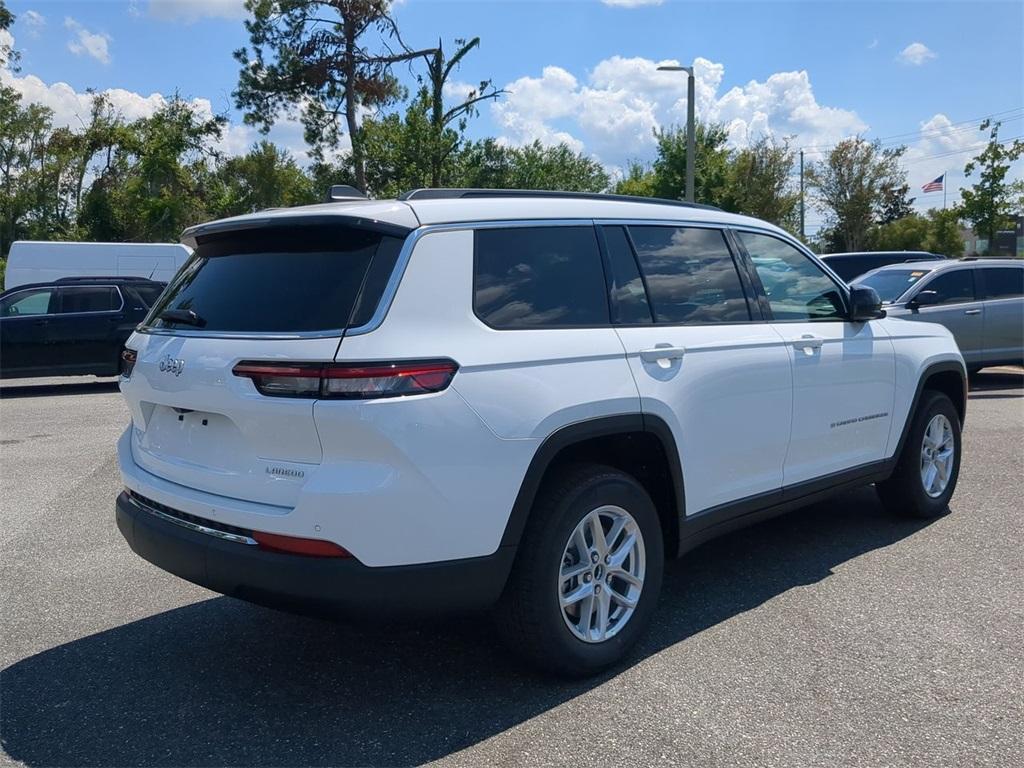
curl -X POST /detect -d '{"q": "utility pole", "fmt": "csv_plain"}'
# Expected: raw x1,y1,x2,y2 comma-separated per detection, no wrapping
799,148,805,240
657,63,696,202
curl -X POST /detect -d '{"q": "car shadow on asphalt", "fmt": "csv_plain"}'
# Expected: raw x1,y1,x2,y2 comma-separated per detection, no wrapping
967,368,1022,397
1,487,938,767
0,380,120,399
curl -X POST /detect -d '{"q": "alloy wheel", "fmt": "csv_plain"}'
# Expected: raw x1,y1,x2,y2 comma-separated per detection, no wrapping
558,505,646,643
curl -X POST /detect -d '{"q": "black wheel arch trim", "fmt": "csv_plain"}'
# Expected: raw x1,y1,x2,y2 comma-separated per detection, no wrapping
498,413,685,550
893,360,967,460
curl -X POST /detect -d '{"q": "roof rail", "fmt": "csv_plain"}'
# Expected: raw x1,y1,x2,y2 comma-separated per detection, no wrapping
398,188,722,211
55,275,162,283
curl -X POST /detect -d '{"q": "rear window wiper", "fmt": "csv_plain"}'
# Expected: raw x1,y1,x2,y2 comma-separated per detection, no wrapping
158,308,206,327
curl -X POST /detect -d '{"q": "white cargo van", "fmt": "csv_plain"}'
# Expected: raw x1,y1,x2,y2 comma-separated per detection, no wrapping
3,241,191,290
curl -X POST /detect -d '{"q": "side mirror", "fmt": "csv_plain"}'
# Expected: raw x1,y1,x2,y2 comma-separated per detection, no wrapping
908,290,939,308
848,284,885,321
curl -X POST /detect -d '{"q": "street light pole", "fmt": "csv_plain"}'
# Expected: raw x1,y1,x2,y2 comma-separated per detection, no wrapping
657,63,695,203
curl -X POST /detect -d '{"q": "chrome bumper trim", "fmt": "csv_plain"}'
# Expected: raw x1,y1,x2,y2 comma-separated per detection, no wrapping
126,493,258,546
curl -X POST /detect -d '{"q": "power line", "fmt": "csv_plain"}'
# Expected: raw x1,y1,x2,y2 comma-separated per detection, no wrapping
799,106,1024,152
901,135,1022,165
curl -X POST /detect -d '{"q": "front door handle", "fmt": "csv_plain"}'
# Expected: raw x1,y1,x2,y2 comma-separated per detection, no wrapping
791,335,824,355
33,319,50,326
964,309,981,315
639,345,686,363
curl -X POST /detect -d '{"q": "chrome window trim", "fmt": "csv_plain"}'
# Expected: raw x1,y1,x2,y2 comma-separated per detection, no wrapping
0,284,125,318
126,493,258,546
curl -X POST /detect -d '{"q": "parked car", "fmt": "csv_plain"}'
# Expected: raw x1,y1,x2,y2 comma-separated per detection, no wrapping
820,250,947,283
856,259,1024,373
3,240,190,290
115,189,966,676
0,276,166,379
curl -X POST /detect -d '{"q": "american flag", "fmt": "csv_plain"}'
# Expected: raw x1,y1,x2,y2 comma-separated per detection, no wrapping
922,174,944,193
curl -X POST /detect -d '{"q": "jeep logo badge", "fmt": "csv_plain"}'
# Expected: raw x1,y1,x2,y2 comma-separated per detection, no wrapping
158,355,185,377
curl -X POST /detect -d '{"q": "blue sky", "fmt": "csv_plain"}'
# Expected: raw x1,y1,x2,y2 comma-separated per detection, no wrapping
3,0,1022,231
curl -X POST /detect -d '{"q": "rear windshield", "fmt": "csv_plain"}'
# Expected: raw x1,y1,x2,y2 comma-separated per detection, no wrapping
147,225,404,333
129,284,166,307
857,268,931,303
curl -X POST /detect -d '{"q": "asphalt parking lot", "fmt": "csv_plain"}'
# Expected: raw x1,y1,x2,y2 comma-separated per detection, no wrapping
1,370,1022,767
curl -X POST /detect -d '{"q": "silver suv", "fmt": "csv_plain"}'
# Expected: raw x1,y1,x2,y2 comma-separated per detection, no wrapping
857,259,1024,372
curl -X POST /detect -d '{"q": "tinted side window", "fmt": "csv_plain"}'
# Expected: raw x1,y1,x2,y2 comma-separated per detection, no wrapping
627,226,750,324
827,257,869,282
0,288,55,317
59,287,120,313
922,270,975,305
739,232,846,321
473,227,610,328
600,226,652,324
980,267,1024,299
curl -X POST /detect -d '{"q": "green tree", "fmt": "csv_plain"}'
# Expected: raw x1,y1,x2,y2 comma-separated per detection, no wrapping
959,119,1024,250
234,0,435,191
210,141,317,217
613,161,657,197
869,213,929,251
807,137,907,251
878,181,915,224
921,208,964,257
421,38,502,187
80,97,225,242
0,86,54,255
1,0,18,71
649,123,731,204
456,139,610,192
720,136,799,230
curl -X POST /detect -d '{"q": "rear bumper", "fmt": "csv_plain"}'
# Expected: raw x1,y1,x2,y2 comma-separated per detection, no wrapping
116,491,516,617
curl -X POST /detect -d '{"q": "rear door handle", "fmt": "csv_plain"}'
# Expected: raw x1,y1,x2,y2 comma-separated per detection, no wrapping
639,345,686,363
964,309,981,315
33,319,50,326
791,335,824,355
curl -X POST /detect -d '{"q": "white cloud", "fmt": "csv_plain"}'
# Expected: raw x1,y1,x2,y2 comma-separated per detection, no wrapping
65,17,111,65
147,0,247,23
601,0,664,7
0,28,13,68
898,42,937,66
442,80,476,104
1,29,318,163
902,114,991,210
493,55,867,167
22,10,46,30
867,38,878,49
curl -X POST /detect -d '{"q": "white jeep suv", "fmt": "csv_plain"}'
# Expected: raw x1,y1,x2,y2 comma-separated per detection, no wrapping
116,189,966,676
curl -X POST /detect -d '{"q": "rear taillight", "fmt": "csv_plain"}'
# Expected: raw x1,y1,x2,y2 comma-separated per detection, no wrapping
232,359,459,399
121,348,137,378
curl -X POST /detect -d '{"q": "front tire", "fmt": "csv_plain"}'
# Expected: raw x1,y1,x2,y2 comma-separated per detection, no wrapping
495,464,664,677
877,391,961,519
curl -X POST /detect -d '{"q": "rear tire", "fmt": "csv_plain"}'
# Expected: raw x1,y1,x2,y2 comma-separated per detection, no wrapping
877,391,961,519
495,464,664,677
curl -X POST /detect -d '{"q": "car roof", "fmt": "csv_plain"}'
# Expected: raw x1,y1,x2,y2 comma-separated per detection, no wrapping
180,193,791,246
1,277,163,296
822,251,940,259
867,258,1022,274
